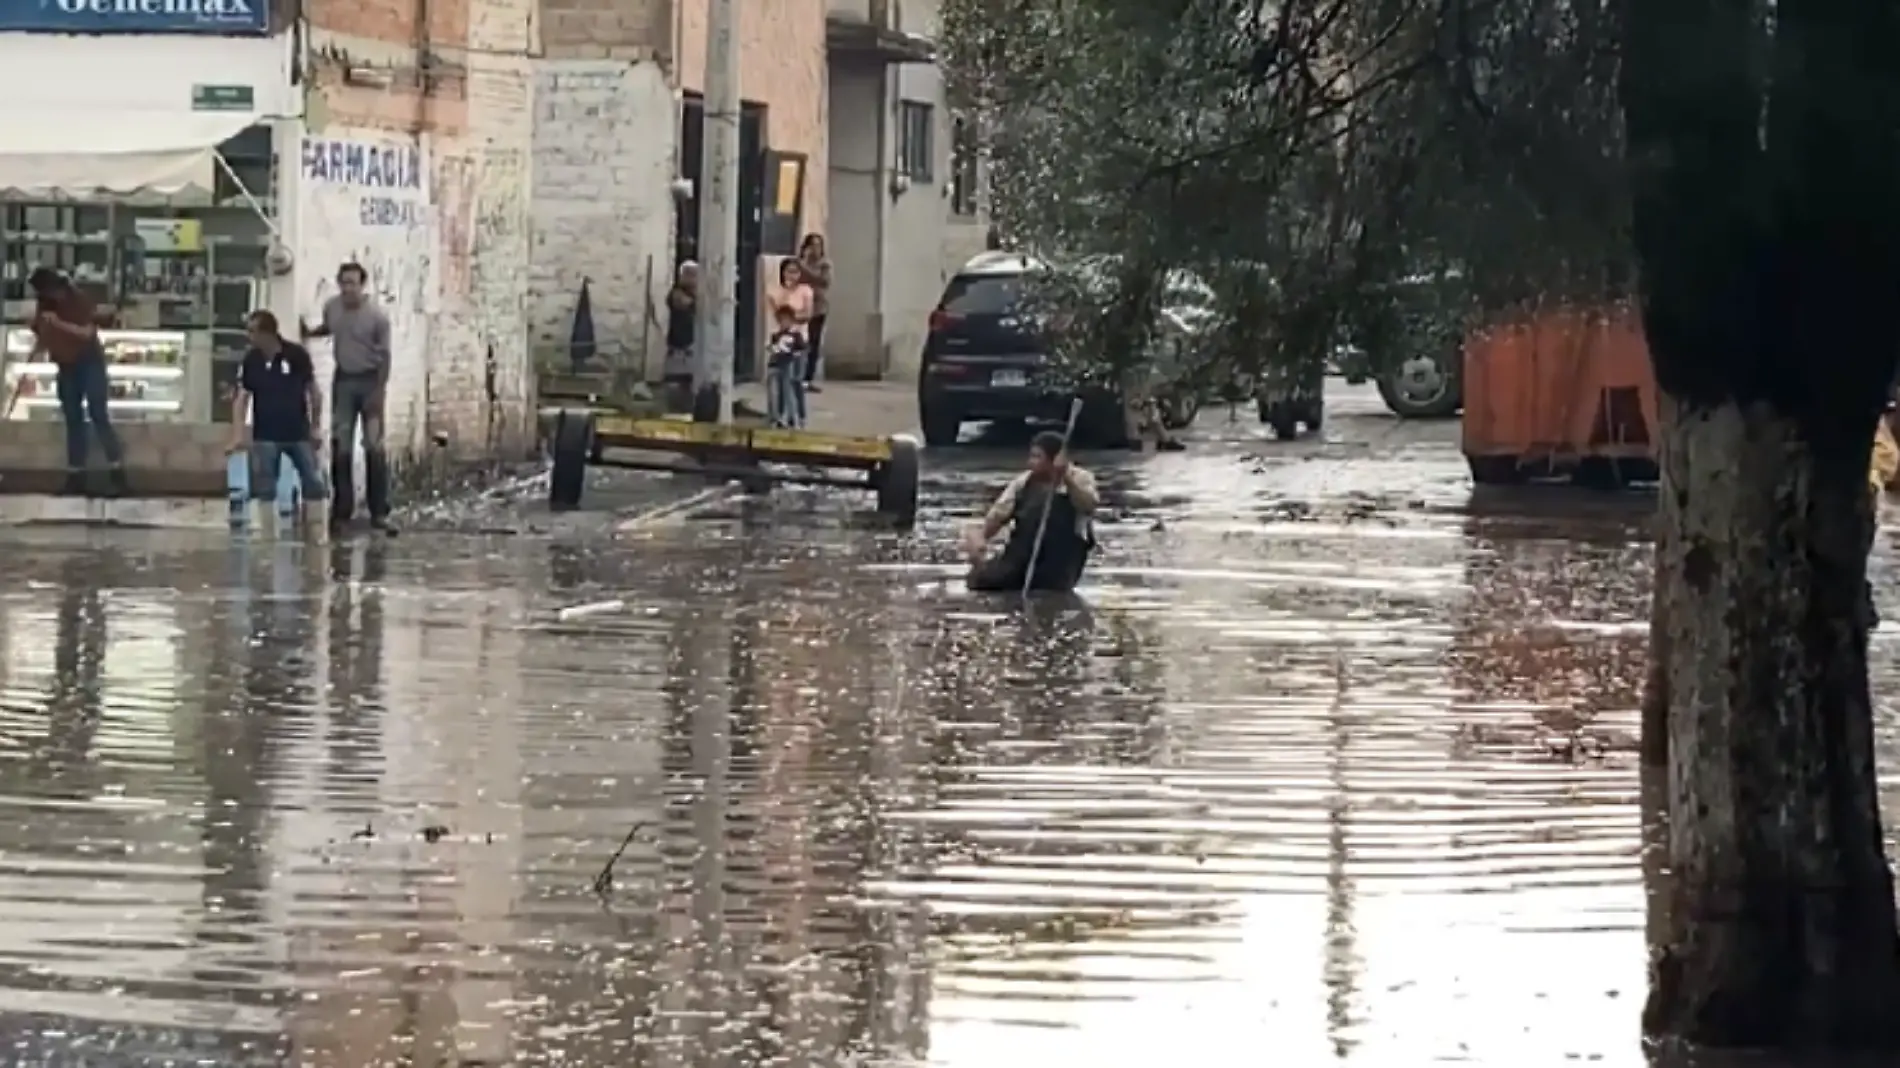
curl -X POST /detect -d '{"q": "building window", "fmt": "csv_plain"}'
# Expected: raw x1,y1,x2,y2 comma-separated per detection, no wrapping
898,101,934,183
950,115,980,216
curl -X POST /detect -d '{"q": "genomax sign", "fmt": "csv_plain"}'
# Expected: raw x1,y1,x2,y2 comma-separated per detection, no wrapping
0,0,266,34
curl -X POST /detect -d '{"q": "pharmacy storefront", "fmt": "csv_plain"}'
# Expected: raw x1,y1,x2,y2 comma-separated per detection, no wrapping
0,2,291,445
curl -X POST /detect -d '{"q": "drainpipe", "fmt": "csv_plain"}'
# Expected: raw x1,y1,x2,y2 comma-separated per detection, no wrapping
671,0,683,80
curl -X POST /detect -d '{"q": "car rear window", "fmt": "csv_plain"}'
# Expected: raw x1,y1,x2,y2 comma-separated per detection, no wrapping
940,274,1022,315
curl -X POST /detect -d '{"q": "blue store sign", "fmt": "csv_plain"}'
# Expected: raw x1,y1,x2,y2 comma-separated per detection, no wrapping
0,0,267,34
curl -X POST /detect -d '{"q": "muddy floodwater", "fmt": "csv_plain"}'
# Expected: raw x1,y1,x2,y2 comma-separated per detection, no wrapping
0,387,1895,1067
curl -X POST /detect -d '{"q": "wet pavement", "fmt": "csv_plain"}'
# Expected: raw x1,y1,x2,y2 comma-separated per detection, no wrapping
0,382,1888,1066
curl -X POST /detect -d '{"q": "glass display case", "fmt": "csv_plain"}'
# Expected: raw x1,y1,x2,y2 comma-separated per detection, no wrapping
1,126,277,425
3,329,188,423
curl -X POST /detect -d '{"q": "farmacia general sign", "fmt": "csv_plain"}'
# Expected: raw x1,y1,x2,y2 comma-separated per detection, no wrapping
0,0,267,34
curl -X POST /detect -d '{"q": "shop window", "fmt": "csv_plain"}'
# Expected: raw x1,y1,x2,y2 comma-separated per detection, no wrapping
1,204,113,306
898,101,935,183
0,124,280,424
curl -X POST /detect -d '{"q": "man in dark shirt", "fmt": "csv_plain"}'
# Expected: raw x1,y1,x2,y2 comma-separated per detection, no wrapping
27,268,126,496
228,310,327,506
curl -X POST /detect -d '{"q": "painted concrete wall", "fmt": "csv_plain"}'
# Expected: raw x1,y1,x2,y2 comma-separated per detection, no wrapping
529,60,676,380
825,63,884,377
884,60,951,380
300,0,537,471
824,0,990,381
0,34,295,114
824,58,957,380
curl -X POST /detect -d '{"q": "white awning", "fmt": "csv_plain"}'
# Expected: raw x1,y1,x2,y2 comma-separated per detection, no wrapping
0,110,262,198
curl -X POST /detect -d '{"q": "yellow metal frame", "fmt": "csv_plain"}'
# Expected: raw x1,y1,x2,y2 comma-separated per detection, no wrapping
593,416,892,462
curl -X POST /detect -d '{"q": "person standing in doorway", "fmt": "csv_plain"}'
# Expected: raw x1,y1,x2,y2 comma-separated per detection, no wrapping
227,310,327,505
663,261,698,414
301,262,396,535
797,234,831,392
28,268,127,497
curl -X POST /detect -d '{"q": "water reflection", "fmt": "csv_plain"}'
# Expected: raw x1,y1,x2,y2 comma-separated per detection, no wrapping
37,555,105,783
0,486,1807,1066
1451,516,1648,760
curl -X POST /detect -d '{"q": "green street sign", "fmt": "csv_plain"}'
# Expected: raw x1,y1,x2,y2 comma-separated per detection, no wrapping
191,84,255,112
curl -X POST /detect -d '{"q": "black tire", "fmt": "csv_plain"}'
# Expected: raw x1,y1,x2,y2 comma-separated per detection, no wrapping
875,435,922,529
549,408,594,511
1376,351,1463,418
921,399,961,447
1467,455,1524,485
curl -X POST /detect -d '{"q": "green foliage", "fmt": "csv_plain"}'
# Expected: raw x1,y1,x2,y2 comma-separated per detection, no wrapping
939,0,1632,385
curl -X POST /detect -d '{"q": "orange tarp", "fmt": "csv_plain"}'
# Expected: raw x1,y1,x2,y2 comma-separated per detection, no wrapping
1462,304,1658,465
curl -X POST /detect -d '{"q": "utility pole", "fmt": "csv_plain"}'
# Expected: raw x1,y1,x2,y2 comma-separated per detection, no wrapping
691,0,741,423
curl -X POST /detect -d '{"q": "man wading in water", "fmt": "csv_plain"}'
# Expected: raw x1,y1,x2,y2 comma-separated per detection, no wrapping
28,269,127,496
962,430,1100,592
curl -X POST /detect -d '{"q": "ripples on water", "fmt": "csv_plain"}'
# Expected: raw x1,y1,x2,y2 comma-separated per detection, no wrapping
0,452,1890,1067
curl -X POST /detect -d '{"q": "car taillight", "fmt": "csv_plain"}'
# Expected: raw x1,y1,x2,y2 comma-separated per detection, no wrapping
928,308,961,333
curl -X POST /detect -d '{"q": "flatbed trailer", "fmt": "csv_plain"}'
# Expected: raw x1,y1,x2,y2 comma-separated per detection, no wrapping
546,408,922,528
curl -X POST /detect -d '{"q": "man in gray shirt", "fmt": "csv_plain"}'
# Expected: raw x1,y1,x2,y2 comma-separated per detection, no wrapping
301,262,396,534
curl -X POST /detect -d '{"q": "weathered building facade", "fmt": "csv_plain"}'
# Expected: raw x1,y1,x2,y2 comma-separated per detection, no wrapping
529,0,676,380
302,0,538,468
528,0,826,383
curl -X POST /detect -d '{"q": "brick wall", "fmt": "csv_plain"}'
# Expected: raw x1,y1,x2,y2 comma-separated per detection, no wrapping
300,0,538,472
528,0,674,381
541,0,671,61
529,60,677,381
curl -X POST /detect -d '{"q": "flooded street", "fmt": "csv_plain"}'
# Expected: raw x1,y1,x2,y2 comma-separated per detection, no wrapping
0,383,1884,1067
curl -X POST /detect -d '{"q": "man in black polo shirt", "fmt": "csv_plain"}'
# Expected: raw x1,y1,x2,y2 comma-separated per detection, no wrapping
227,310,327,507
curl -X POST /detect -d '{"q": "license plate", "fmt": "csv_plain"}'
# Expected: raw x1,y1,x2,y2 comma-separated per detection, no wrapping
992,369,1028,387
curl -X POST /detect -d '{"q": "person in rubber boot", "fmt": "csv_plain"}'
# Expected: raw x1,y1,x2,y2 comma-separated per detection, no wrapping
963,430,1101,593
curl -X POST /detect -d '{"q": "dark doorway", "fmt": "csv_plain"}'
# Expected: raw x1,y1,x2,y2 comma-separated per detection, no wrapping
677,96,770,382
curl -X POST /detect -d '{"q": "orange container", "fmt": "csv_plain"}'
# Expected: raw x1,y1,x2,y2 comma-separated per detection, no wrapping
1461,303,1659,486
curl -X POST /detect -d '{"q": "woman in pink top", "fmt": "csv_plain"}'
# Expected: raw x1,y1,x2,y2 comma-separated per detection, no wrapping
772,258,814,336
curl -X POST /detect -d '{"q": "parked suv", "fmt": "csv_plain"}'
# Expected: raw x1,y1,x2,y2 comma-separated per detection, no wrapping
917,253,1209,446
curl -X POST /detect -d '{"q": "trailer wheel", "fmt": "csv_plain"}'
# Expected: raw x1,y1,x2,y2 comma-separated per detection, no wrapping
875,435,921,529
549,408,595,511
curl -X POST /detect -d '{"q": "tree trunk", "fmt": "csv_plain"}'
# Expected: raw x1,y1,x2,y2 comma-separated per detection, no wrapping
1642,393,1900,1047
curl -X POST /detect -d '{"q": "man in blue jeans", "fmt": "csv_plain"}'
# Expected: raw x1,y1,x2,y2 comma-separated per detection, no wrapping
300,262,396,535
227,310,327,509
27,268,127,496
